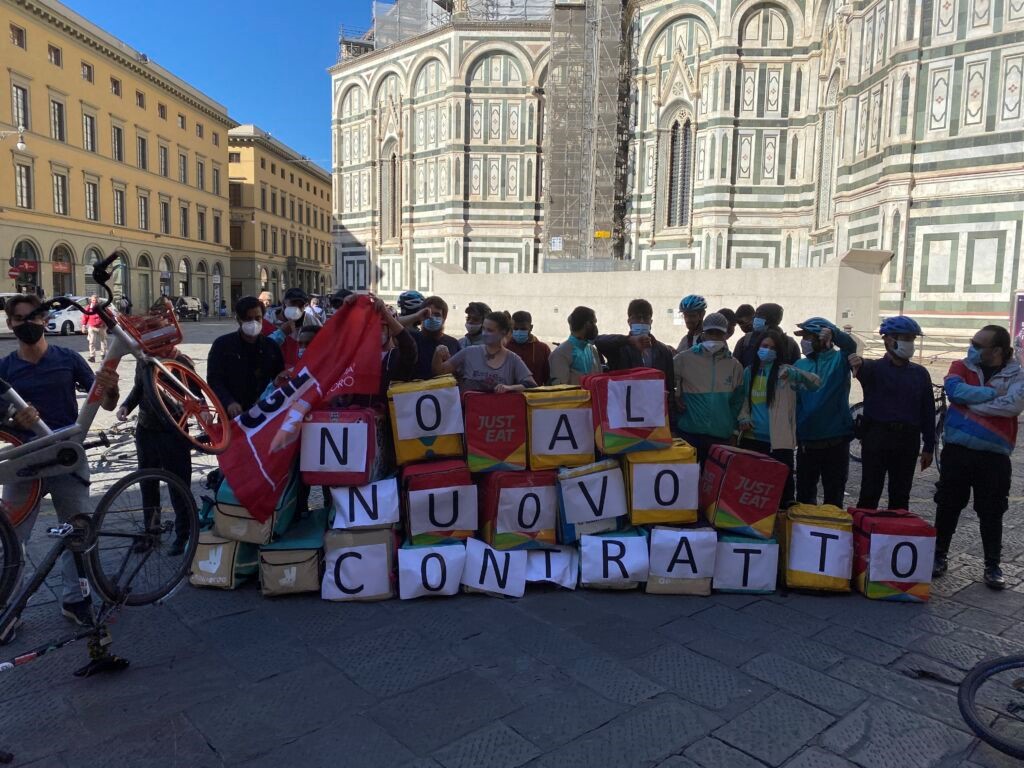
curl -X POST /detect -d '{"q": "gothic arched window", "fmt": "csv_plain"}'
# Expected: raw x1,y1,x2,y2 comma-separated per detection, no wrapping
667,118,693,227
381,146,399,241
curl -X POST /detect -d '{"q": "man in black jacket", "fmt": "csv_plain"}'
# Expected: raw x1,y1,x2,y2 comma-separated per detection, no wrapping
733,302,801,367
595,298,676,401
208,296,284,417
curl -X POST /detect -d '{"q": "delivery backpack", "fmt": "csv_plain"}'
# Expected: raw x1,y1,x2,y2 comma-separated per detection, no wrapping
213,469,300,545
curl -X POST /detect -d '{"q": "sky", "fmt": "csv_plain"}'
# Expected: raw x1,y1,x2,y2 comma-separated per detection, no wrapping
64,0,375,171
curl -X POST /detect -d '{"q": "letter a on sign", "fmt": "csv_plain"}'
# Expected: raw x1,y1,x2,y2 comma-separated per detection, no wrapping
606,380,666,429
649,527,716,579
869,534,935,583
392,386,463,440
398,543,466,599
530,408,594,458
461,538,527,597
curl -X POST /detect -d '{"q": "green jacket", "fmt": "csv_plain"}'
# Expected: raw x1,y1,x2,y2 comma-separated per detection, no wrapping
673,345,745,439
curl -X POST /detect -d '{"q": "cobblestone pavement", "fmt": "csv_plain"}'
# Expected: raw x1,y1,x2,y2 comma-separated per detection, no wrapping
1,325,1022,767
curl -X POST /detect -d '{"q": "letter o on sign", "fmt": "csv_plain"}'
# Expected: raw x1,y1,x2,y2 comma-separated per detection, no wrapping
420,551,447,591
416,394,442,432
654,469,680,507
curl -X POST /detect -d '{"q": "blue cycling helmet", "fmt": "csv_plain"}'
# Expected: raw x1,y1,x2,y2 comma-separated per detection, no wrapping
879,315,922,337
795,316,834,336
397,290,425,315
679,294,707,312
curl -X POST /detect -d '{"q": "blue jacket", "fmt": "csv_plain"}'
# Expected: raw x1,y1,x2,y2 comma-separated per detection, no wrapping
795,326,857,442
944,358,1024,455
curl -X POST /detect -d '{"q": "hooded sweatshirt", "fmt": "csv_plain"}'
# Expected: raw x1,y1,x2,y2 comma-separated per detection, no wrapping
944,357,1024,455
794,325,857,442
673,344,744,439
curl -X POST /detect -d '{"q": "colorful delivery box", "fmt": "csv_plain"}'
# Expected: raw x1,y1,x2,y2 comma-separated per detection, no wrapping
401,460,478,545
463,391,528,473
579,528,649,589
852,508,936,602
321,526,398,602
713,534,779,594
624,439,700,525
782,504,853,592
259,507,329,597
329,477,401,530
556,459,628,543
524,386,596,470
461,538,529,598
190,532,259,590
398,541,467,600
388,376,464,465
582,368,672,454
300,406,391,486
700,445,788,539
479,470,559,550
645,526,717,595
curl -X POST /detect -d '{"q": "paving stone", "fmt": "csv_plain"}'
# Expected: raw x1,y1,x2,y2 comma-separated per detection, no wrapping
967,714,1024,768
713,692,834,766
450,630,568,706
741,599,830,637
244,715,416,768
909,614,958,635
951,583,1024,616
683,737,768,768
929,570,976,597
328,626,462,697
433,723,540,768
764,629,848,671
682,626,766,667
630,644,773,717
955,607,1018,636
503,682,625,749
366,672,519,753
52,713,220,768
653,758,701,768
189,609,312,679
578,590,707,626
565,652,666,705
516,589,613,626
691,605,780,643
819,699,972,768
0,693,93,764
528,694,723,768
766,593,853,621
569,613,672,658
741,654,866,715
953,625,1024,656
812,626,904,665
782,747,857,767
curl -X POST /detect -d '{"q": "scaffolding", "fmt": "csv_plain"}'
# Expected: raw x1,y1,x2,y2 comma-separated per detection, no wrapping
368,0,552,50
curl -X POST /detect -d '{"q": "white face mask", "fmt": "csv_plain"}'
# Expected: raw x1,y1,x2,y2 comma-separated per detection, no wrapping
892,339,915,360
800,338,815,357
702,340,724,354
284,306,303,321
241,320,262,337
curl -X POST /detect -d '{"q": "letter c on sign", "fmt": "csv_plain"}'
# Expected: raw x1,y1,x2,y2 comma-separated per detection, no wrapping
415,394,442,432
420,552,447,591
333,552,365,595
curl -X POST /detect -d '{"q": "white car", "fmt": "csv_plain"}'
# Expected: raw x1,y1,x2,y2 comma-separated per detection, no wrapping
46,296,90,336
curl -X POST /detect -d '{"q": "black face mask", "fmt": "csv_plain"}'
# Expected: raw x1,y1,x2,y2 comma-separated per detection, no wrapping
13,323,44,345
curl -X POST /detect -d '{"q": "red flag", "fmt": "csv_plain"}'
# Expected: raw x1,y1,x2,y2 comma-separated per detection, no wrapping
218,296,382,522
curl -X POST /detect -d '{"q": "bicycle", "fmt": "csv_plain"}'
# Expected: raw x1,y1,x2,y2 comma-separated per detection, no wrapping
959,654,1024,760
849,384,947,469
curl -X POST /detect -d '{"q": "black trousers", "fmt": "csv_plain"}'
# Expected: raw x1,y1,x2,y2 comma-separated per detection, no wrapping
742,437,795,506
797,438,850,508
680,432,732,466
857,423,921,510
934,443,1011,566
136,426,193,539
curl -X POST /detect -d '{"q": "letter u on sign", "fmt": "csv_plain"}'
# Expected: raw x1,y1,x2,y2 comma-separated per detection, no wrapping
606,380,666,429
393,387,463,440
869,534,935,583
407,485,479,535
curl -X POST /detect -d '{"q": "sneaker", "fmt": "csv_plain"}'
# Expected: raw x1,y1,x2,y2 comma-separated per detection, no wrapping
61,601,93,627
983,566,1006,590
0,617,22,646
932,553,948,578
167,537,188,557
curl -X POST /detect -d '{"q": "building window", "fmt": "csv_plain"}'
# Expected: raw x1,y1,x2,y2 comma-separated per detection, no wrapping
113,188,126,226
110,77,121,97
158,103,167,120
229,151,240,163
160,200,170,233
196,159,205,190
666,118,693,228
12,84,29,129
790,136,799,179
112,125,124,161
229,182,242,207
14,163,32,208
289,199,295,221
52,172,68,215
271,228,278,254
158,145,168,177
195,122,203,138
899,75,911,134
177,113,185,129
137,135,148,170
212,167,220,195
213,212,222,244
10,24,26,49
260,158,265,169
230,224,242,250
382,149,398,240
81,61,93,82
85,181,98,220
82,113,96,151
794,70,803,113
47,44,62,67
197,210,206,241
271,191,277,214
261,226,268,252
179,206,189,238
138,195,149,230
260,186,267,210
50,100,65,142
290,173,295,184
135,90,145,109
212,131,219,146
178,153,188,184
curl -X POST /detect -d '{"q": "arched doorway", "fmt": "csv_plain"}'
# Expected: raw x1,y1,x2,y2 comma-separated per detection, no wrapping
51,244,74,296
136,253,153,310
177,258,191,296
12,240,40,294
212,263,224,314
159,255,173,296
83,246,103,298
196,261,208,314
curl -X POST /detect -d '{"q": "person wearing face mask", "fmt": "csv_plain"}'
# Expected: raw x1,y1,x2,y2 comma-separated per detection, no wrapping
258,290,277,334
208,296,285,418
273,287,324,369
82,294,108,363
931,325,1024,589
506,310,551,386
675,295,707,353
717,308,739,342
0,294,119,637
847,316,935,512
792,316,858,507
460,301,492,349
433,310,536,393
738,330,821,505
733,302,801,367
408,295,461,380
550,306,603,385
735,304,756,336
594,297,676,397
672,312,745,464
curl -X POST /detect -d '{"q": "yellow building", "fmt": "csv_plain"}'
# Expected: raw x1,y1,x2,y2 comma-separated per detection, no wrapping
0,0,233,313
227,125,332,303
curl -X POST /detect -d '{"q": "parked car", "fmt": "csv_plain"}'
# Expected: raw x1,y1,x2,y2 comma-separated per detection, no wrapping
0,294,22,337
46,296,90,335
174,296,203,322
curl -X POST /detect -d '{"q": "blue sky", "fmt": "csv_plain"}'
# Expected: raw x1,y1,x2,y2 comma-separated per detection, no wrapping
65,0,374,170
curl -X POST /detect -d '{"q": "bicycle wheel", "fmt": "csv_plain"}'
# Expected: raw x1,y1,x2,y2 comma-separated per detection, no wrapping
0,508,22,611
88,468,199,606
934,412,945,472
0,429,43,528
143,360,231,455
959,654,1024,760
849,403,864,463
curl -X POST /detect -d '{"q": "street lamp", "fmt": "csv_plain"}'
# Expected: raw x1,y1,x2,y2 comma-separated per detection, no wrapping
0,126,27,152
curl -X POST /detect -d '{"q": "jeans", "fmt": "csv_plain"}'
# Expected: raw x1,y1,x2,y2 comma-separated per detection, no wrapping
796,438,850,508
136,426,193,539
857,422,921,510
12,469,92,605
934,443,1011,566
742,437,796,505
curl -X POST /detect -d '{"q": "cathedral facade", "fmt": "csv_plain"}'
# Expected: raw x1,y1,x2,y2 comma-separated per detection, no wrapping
330,0,1023,334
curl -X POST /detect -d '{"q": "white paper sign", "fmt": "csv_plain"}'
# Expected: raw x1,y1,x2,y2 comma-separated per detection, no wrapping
331,479,400,529
606,379,666,429
869,533,935,584
398,544,466,599
580,534,650,584
632,464,700,511
407,485,479,535
322,543,391,600
713,540,779,592
393,387,463,441
560,467,628,524
461,538,528,597
526,547,579,589
789,523,853,579
530,408,595,458
649,528,717,579
300,422,368,473
497,486,558,534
